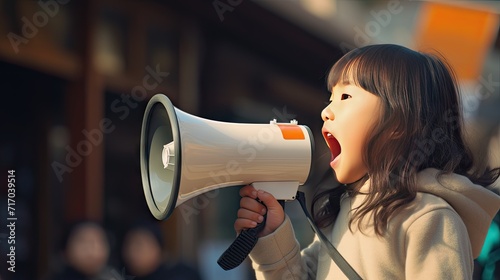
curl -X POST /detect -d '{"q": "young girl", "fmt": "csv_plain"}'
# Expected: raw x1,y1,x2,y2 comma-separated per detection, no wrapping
234,44,500,279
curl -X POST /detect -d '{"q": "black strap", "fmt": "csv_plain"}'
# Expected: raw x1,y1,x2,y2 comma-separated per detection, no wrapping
296,191,363,280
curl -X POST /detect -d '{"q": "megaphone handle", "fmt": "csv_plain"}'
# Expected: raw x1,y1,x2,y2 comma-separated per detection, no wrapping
217,200,285,270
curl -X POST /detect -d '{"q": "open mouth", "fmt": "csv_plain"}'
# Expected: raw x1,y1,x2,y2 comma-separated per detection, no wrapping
323,130,341,162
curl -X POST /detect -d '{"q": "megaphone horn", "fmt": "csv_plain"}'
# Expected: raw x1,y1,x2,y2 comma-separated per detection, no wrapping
141,93,315,220
140,93,315,269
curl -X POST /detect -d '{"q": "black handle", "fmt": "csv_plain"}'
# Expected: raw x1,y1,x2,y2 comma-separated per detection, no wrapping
217,213,266,270
217,200,286,270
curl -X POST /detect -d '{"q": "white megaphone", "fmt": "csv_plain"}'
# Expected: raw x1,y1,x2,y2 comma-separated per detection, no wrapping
140,94,314,221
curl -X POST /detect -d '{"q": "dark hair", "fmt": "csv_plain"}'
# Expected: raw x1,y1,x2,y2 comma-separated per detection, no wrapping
313,44,500,235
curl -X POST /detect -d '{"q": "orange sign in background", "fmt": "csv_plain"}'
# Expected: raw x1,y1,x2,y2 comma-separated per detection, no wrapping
414,2,499,81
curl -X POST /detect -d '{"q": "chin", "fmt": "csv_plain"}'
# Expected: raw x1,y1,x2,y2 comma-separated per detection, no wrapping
333,169,365,185
332,169,348,184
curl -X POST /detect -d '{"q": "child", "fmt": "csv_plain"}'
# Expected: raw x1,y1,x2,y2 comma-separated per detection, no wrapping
234,44,500,279
122,221,203,280
49,221,121,280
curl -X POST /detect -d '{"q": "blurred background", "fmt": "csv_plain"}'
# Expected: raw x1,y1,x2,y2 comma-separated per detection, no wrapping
0,0,499,279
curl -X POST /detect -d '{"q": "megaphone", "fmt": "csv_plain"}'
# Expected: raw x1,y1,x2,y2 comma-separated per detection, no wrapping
140,93,314,269
140,94,315,220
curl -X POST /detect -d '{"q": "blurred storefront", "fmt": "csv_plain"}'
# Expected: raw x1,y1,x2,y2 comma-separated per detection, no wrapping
1,0,499,279
0,0,346,279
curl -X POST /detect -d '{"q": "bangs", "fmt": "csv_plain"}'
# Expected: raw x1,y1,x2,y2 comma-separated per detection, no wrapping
326,45,412,96
327,53,361,89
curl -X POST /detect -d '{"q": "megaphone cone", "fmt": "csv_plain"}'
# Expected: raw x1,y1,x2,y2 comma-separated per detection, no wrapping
141,94,180,220
141,94,315,220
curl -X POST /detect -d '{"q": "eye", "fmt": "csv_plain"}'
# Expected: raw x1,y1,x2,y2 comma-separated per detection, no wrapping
341,94,352,100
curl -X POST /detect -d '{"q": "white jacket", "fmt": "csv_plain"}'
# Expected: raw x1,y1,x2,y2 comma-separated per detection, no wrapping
249,168,500,279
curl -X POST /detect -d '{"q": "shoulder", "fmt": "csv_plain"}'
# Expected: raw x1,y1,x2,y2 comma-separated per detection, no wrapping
413,192,455,212
393,192,464,232
393,193,471,259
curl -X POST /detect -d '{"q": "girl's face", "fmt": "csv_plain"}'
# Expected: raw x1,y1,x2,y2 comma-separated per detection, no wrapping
321,83,381,184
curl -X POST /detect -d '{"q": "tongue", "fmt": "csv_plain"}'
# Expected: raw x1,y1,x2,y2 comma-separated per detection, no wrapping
329,138,341,161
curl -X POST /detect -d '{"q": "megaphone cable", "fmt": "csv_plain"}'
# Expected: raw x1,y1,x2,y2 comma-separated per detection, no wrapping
296,191,362,280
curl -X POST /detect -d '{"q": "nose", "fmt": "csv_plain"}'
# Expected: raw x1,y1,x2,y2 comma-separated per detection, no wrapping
321,106,334,121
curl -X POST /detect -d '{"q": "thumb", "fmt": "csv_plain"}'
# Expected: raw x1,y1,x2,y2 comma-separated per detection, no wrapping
257,190,281,211
256,190,285,237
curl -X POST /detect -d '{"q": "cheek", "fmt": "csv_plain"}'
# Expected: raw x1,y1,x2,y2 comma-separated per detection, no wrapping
346,138,368,171
345,122,370,156
341,122,373,178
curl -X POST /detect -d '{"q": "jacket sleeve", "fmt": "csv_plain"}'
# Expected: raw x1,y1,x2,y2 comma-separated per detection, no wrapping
405,208,474,279
249,215,321,280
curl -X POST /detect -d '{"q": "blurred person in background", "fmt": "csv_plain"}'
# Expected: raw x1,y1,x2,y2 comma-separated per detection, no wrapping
49,221,123,280
122,221,202,280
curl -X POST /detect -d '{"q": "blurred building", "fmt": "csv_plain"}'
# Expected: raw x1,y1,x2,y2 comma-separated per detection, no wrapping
0,0,499,279
0,0,346,279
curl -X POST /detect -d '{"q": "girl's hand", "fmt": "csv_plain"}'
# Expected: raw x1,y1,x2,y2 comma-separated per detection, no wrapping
234,185,285,237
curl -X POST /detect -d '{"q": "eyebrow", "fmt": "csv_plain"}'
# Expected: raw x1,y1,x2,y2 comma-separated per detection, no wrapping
330,81,351,92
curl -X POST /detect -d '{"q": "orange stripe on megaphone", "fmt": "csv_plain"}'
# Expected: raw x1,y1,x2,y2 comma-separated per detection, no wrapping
277,125,305,140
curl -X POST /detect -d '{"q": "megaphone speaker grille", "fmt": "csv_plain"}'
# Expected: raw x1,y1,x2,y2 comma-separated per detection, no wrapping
140,95,181,220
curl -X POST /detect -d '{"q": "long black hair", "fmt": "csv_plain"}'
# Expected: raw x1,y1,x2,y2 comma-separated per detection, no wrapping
313,44,500,235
